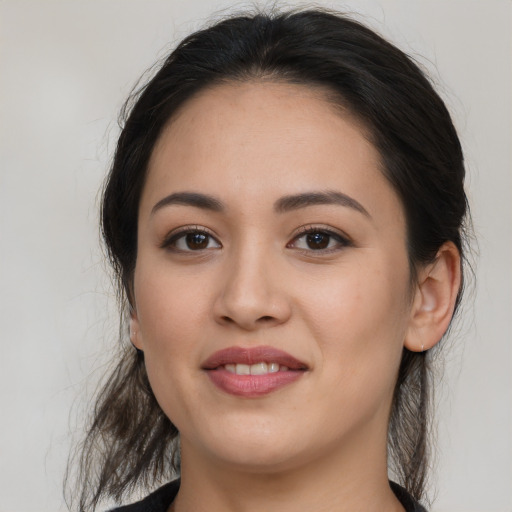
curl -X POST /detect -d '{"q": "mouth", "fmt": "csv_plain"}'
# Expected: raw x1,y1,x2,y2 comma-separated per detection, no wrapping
223,362,294,375
202,346,308,397
202,345,308,370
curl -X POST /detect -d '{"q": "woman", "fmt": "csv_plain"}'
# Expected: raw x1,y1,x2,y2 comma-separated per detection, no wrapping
73,7,468,512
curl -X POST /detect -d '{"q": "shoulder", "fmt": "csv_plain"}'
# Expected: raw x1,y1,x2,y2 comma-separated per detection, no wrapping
107,479,180,512
390,481,428,512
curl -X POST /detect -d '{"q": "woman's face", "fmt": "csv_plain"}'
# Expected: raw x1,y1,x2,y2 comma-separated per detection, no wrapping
132,81,417,473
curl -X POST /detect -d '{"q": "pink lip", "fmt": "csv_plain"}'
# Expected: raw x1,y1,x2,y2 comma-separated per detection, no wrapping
202,346,308,370
202,346,308,398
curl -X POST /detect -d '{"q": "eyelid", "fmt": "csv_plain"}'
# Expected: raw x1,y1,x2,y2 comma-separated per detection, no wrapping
287,224,353,252
160,225,221,251
159,223,351,253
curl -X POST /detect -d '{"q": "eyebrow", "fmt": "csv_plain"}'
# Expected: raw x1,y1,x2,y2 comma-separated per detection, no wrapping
274,190,370,217
151,190,370,217
151,192,224,215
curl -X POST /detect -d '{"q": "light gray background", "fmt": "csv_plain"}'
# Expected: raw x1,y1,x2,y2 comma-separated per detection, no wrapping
1,1,510,511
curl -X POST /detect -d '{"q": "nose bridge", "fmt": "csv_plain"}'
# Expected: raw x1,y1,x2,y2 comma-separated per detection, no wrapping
214,231,290,329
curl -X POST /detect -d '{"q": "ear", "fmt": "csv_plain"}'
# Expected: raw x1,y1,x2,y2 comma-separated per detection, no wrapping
129,307,144,351
404,241,461,352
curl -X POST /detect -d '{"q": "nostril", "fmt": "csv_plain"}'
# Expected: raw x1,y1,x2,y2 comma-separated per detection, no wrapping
258,316,274,323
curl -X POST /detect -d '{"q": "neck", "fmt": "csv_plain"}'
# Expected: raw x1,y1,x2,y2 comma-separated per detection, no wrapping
170,427,405,512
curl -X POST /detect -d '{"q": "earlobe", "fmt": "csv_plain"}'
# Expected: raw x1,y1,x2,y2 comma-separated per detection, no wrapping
129,310,144,351
404,241,461,352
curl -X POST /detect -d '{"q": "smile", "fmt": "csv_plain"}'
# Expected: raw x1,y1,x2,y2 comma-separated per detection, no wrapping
224,362,290,375
202,346,308,397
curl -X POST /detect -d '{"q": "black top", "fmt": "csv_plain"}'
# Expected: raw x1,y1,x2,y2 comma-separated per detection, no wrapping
109,479,427,512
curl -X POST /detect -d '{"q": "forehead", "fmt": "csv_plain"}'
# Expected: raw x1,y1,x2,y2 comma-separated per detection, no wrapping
152,80,373,170
142,80,403,225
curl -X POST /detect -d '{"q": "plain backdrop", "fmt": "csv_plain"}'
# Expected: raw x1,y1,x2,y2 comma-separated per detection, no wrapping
0,1,510,511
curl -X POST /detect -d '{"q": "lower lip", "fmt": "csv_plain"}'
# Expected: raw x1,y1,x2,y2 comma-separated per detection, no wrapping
205,367,305,397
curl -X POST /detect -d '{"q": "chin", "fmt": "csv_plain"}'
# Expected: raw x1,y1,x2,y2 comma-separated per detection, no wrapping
208,441,307,474
188,414,321,472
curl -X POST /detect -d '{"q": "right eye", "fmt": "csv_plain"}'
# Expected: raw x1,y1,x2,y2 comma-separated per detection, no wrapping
163,228,221,252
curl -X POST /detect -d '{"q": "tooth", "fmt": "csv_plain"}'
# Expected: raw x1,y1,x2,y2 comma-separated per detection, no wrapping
268,363,279,373
236,364,251,375
225,364,236,373
250,362,268,375
280,365,289,371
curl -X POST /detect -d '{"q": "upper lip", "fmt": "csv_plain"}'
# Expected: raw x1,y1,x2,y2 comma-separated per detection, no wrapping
202,346,308,370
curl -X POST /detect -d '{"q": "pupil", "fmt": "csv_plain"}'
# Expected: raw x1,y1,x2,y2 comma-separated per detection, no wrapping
307,233,329,249
186,233,208,249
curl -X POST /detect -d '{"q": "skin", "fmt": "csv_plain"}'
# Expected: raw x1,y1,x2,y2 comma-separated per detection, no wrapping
131,81,460,512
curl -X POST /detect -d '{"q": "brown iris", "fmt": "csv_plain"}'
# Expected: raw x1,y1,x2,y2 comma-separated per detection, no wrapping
306,232,330,250
186,233,209,250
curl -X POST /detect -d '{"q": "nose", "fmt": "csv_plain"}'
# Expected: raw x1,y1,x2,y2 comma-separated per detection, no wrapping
213,248,292,331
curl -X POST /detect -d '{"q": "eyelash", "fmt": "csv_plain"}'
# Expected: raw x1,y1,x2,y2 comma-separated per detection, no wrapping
161,225,352,254
160,225,219,252
287,225,352,254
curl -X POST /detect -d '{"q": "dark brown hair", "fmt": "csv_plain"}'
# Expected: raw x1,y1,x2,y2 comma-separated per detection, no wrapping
69,7,469,510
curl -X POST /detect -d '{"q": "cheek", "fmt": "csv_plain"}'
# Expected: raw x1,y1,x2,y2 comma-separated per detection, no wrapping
135,264,211,344
301,257,411,374
133,267,212,427
133,266,213,392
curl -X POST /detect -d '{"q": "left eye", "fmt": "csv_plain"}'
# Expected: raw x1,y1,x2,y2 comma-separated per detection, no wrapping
166,230,221,251
290,230,349,251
